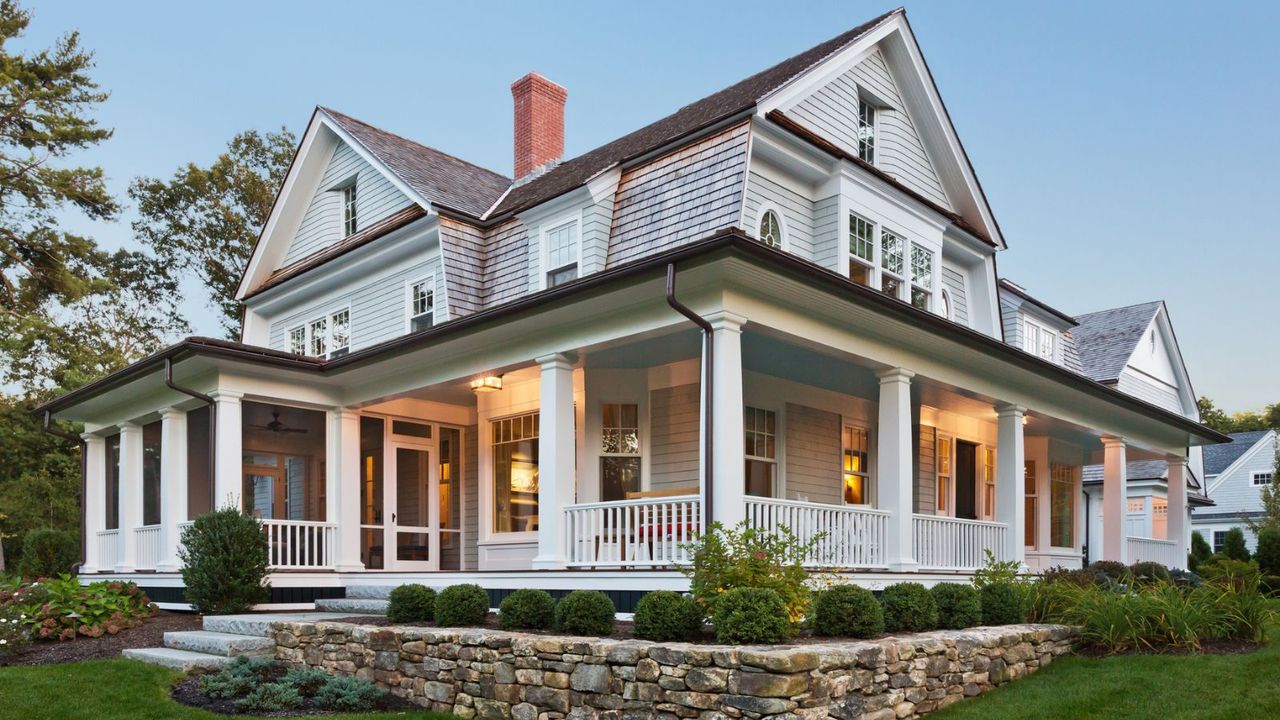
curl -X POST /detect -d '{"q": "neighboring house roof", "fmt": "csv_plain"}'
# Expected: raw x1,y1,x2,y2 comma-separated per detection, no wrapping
997,279,1078,327
1204,430,1273,476
1071,301,1162,383
1082,459,1213,506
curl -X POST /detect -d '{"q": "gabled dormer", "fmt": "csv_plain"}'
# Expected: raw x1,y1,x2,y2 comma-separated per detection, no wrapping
997,279,1081,370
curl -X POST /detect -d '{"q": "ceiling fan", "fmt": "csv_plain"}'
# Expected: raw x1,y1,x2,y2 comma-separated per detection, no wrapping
248,411,308,434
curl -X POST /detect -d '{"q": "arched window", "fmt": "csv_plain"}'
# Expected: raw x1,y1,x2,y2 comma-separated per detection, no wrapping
758,209,783,249
940,288,952,320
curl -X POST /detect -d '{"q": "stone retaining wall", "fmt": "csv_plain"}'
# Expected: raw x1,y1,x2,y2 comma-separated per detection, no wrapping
273,622,1075,720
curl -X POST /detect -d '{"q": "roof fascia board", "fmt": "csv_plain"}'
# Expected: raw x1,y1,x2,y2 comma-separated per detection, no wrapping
1206,430,1276,495
757,17,898,113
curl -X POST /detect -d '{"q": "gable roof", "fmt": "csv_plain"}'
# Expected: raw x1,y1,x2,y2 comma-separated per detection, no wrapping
998,279,1078,326
1204,430,1273,476
1071,301,1162,382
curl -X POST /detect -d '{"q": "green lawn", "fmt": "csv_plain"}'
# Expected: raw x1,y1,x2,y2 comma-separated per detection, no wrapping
0,659,453,720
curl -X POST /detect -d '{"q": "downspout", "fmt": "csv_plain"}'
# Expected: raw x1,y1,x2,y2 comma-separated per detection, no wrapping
665,263,714,532
164,358,217,512
41,410,86,574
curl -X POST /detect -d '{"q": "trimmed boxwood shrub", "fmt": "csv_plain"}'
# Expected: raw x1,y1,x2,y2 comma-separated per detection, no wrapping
633,591,703,641
1190,531,1212,572
434,584,490,627
1223,528,1251,562
178,508,269,614
812,585,884,638
500,588,557,630
387,584,436,624
17,528,79,579
931,583,981,630
1255,528,1280,579
880,582,938,633
555,590,616,636
980,582,1025,625
712,586,791,644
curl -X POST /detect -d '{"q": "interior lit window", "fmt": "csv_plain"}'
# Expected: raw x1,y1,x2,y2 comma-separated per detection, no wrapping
600,403,640,501
983,448,997,518
848,212,875,287
842,425,869,504
936,436,951,514
493,413,539,533
744,407,776,497
1024,460,1037,547
1050,463,1075,547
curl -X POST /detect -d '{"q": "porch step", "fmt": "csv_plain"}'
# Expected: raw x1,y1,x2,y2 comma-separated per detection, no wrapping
201,612,371,637
346,584,399,599
163,630,275,657
122,647,232,671
314,597,389,614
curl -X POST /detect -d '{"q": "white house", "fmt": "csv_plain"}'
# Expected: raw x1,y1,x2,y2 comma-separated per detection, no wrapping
39,9,1225,608
1193,430,1277,553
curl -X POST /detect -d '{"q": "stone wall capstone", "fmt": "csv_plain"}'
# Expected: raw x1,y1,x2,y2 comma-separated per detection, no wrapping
273,622,1075,720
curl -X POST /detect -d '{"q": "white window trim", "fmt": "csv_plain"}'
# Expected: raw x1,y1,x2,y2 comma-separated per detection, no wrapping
291,304,351,359
539,212,584,291
841,421,873,507
744,405,779,499
847,210,877,283
935,433,954,517
1023,316,1058,363
404,274,436,333
1252,471,1274,487
856,93,877,166
940,287,953,321
754,203,789,252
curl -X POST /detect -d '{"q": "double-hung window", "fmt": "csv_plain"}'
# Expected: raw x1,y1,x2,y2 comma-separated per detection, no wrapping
936,436,952,514
744,407,776,498
342,183,358,237
856,97,876,164
1050,464,1075,547
982,447,996,518
493,413,539,533
910,245,934,310
1024,461,1037,547
409,278,434,332
329,309,350,358
879,229,906,300
289,308,351,359
848,213,875,287
600,403,640,501
544,218,579,288
288,327,306,356
1252,471,1274,487
1023,318,1057,361
842,424,870,504
308,317,328,357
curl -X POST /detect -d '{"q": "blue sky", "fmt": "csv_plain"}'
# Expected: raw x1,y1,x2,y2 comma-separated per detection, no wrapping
23,1,1280,412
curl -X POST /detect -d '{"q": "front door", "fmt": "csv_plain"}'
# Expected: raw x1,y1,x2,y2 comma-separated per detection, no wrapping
389,444,437,570
955,441,978,520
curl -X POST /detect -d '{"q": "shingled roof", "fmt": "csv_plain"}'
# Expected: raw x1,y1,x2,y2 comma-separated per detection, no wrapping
1071,301,1162,383
1204,430,1273,476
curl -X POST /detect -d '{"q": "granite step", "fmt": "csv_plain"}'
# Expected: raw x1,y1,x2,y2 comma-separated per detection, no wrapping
163,630,275,657
346,585,399,599
122,647,232,671
313,597,389,614
201,611,370,637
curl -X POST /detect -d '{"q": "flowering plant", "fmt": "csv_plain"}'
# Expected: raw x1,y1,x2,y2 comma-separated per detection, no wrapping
681,520,823,626
1,574,155,642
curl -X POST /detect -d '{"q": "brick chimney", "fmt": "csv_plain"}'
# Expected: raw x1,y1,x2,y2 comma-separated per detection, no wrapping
511,72,567,180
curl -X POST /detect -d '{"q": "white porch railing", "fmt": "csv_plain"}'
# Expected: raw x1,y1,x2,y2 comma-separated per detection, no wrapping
564,496,701,568
913,514,1008,571
1127,536,1180,568
97,529,120,571
744,497,889,568
263,519,336,570
134,525,162,570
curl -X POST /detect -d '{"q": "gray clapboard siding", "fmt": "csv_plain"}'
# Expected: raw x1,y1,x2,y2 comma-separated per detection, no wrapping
916,425,936,514
284,141,412,265
1116,369,1182,414
789,49,951,210
608,123,750,267
1206,435,1276,518
650,384,701,490
742,171,817,262
463,423,478,571
784,404,841,504
812,196,840,272
941,264,969,326
1062,330,1084,375
999,292,1022,348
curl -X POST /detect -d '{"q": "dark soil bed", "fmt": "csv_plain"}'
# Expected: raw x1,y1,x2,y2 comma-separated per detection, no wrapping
0,610,202,667
171,674,422,716
1075,637,1262,658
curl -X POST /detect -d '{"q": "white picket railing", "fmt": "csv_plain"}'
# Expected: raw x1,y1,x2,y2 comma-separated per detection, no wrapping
1127,536,1181,568
913,514,1008,571
744,497,890,568
564,495,701,568
262,519,336,569
134,525,162,570
97,529,120,571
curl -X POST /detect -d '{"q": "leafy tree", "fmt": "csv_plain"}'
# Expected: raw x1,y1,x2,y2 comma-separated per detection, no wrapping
1222,527,1251,562
1196,397,1280,434
1198,396,1233,433
130,128,296,336
0,394,81,566
1189,530,1212,572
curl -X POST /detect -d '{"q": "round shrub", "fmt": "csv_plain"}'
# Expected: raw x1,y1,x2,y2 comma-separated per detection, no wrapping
633,591,703,642
1040,566,1097,588
712,586,791,644
1254,528,1280,578
1086,560,1128,583
555,590,616,636
812,585,884,638
1190,531,1212,572
434,584,490,627
879,582,938,633
500,588,557,630
1223,528,1251,562
1128,561,1171,586
17,528,78,579
387,584,436,624
178,508,269,614
930,583,981,630
980,582,1025,625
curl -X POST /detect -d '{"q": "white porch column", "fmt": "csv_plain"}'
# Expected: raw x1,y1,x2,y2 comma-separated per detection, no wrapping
211,391,243,511
1167,456,1189,569
1102,436,1128,563
996,404,1027,567
81,434,106,574
708,312,747,529
876,368,917,572
116,422,143,572
532,353,576,569
332,409,363,572
157,408,188,572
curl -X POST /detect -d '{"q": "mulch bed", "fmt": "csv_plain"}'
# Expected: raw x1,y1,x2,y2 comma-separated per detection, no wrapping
1075,637,1261,658
171,673,422,716
0,610,202,667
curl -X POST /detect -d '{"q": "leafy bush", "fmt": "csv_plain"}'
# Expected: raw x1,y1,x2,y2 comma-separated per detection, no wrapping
555,590,615,636
387,584,436,624
712,587,791,644
434,584,490,627
980,582,1025,625
1198,557,1260,593
1223,528,1251,562
2,575,154,641
0,606,31,656
972,549,1024,590
315,675,388,711
1254,528,1280,578
1039,566,1096,588
880,582,938,633
282,667,331,697
1086,560,1129,584
1128,561,1171,586
16,529,78,579
1190,531,1212,572
499,589,556,630
178,508,269,614
931,583,981,630
236,682,302,712
812,585,884,638
682,521,819,627
633,591,703,642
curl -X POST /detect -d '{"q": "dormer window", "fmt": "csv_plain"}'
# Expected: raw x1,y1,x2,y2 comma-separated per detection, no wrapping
857,98,876,164
758,209,783,249
342,183,358,236
848,213,875,286
879,229,905,300
409,277,434,332
544,217,579,288
910,245,934,311
1023,318,1056,361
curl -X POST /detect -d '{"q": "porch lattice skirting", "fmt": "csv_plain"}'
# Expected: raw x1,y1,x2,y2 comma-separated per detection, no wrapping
273,621,1076,719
